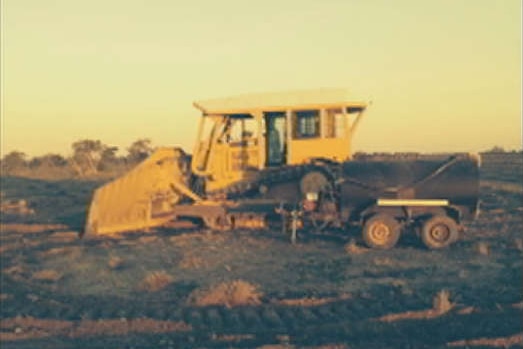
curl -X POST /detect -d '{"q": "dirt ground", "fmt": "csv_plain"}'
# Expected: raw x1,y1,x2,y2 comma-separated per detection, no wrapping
1,154,522,348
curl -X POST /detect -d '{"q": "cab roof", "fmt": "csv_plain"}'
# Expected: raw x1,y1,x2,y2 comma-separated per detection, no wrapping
193,88,368,115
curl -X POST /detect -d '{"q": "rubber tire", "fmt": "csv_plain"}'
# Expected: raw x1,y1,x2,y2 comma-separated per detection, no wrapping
362,214,401,250
421,215,459,249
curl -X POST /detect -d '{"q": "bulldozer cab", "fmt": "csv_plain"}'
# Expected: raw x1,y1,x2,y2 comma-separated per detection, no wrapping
191,114,261,192
192,89,367,192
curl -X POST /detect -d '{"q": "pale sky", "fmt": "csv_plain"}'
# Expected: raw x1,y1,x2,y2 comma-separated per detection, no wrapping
1,0,521,157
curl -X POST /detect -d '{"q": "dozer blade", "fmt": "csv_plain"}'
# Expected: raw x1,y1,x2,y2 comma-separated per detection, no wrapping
85,147,197,237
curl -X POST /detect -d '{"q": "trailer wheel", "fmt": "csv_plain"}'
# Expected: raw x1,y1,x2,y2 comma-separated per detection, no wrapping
421,215,458,249
362,214,401,249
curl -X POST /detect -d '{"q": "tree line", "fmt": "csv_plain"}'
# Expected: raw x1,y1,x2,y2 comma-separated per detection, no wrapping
0,139,156,179
1,141,519,180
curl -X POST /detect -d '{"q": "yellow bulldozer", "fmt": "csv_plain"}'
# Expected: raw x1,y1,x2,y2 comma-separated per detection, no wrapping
85,89,479,250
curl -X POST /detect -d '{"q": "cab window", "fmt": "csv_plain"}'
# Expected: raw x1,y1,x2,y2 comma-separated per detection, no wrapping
324,108,346,138
228,116,257,145
294,110,319,139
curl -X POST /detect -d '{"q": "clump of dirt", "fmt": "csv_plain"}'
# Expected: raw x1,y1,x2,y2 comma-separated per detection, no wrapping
274,293,351,307
32,269,62,282
344,239,369,255
188,280,263,307
377,289,453,322
138,270,173,292
447,332,523,347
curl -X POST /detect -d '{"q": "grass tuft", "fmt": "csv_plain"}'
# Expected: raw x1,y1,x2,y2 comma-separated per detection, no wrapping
187,280,262,307
432,289,453,314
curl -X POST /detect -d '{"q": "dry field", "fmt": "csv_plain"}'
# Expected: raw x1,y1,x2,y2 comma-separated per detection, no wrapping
0,153,522,348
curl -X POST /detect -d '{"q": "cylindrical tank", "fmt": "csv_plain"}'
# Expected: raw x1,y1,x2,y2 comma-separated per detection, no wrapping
339,154,480,221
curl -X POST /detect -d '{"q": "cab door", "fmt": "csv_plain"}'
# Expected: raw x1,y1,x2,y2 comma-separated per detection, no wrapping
264,112,287,167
